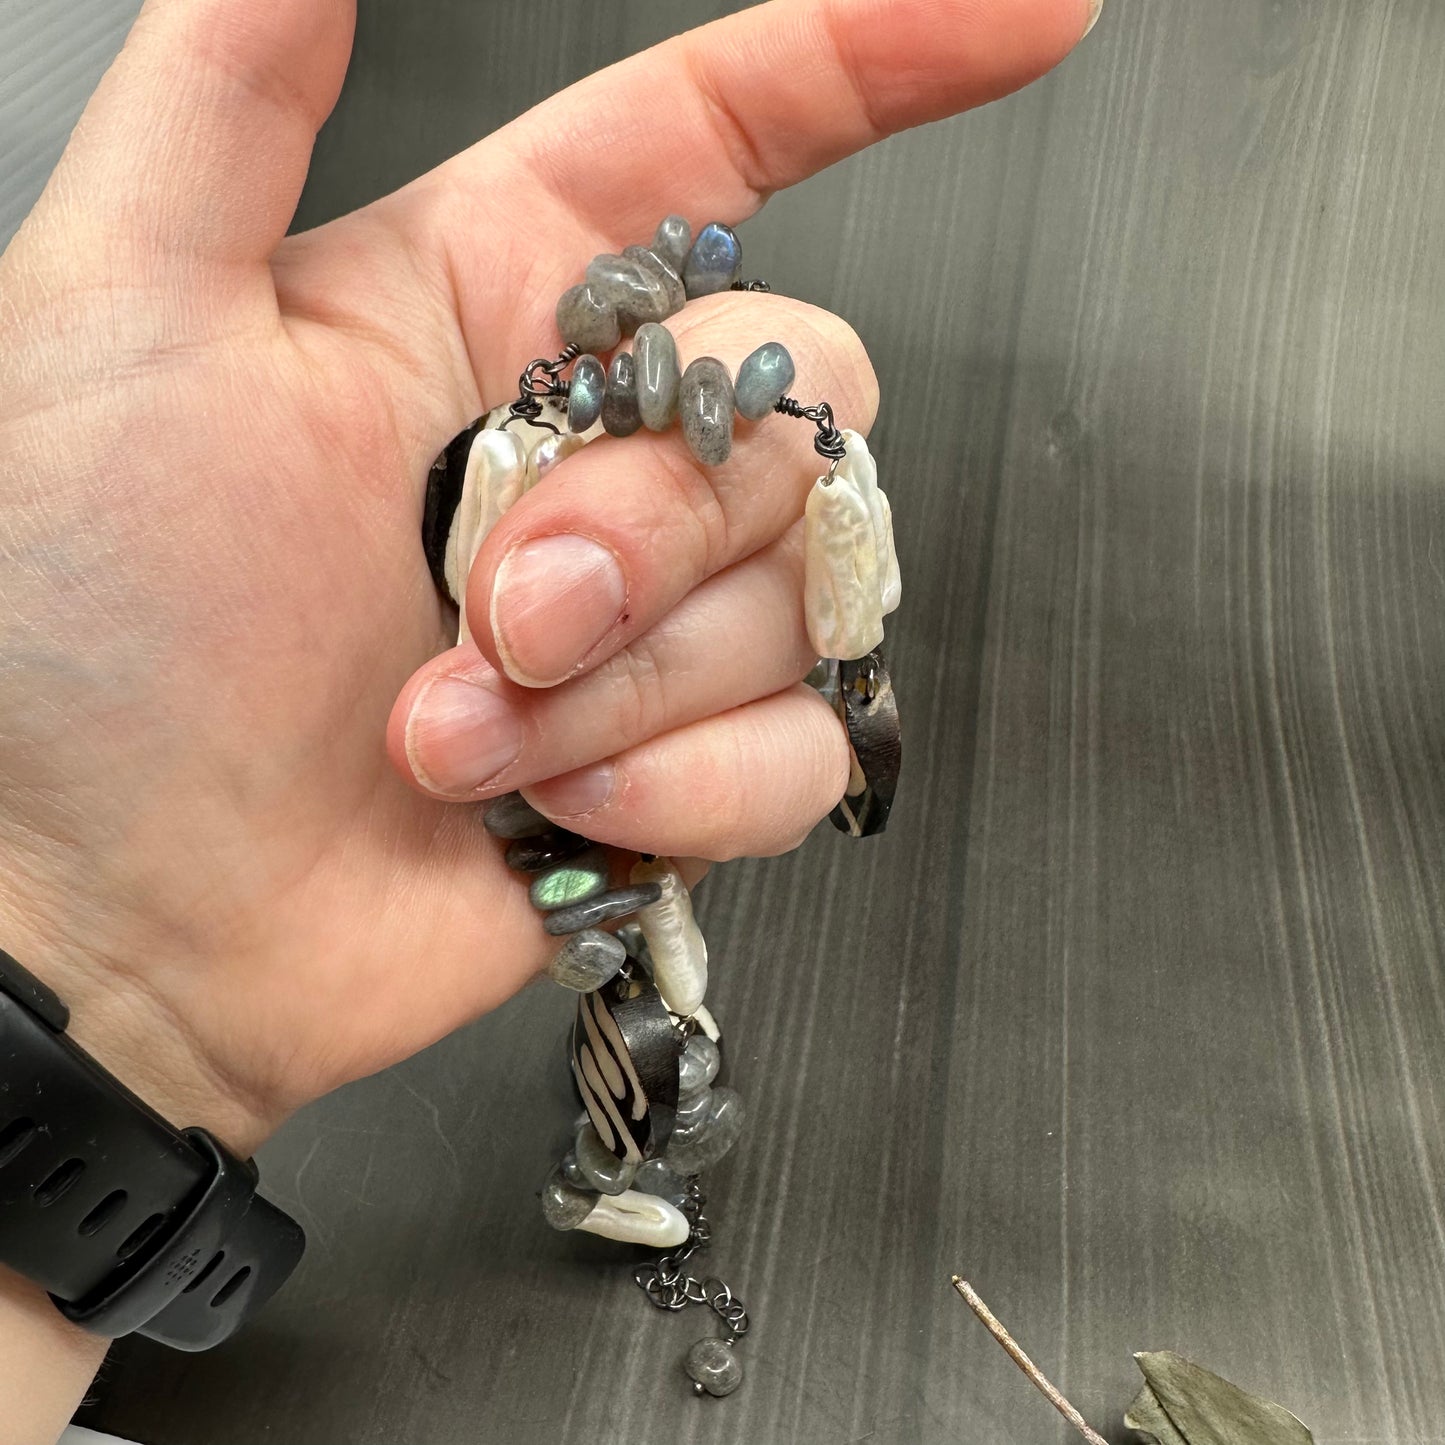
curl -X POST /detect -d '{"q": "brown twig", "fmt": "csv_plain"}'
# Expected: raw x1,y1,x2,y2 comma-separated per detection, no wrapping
951,1277,1110,1445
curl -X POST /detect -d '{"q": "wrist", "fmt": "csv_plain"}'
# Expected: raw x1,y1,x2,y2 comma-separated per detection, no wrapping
0,1267,108,1445
0,896,281,1159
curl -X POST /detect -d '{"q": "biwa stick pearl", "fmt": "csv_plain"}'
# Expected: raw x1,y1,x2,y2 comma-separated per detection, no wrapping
630,857,708,1016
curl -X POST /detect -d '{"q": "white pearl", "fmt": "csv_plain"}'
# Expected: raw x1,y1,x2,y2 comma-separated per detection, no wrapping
802,429,900,659
444,428,527,643
630,857,708,1016
575,1187,690,1247
526,429,585,488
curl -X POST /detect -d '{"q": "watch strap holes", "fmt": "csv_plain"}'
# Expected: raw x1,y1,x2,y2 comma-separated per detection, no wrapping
0,1116,35,1169
116,1211,166,1260
182,1250,225,1294
210,1265,251,1309
77,1189,128,1237
33,1157,84,1207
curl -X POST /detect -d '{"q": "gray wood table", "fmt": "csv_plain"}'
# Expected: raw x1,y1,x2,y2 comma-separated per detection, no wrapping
5,0,1443,1440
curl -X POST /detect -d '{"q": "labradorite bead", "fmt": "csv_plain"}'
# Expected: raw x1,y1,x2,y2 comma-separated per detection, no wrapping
634,1158,691,1207
623,244,685,314
679,356,736,465
560,1152,591,1191
674,1089,711,1130
586,253,670,332
634,322,681,432
685,1338,743,1397
682,222,742,298
665,1086,745,1174
602,351,643,437
653,215,692,272
483,792,552,840
505,829,591,873
546,928,628,992
530,848,611,911
678,1035,721,1098
576,1122,638,1195
541,1166,597,1231
734,341,795,421
556,283,621,354
567,354,605,433
543,882,664,936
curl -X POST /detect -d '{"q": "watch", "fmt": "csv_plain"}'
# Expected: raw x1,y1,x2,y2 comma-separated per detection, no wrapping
0,948,304,1350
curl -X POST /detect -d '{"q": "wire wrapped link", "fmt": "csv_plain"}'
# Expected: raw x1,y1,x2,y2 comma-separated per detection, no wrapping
774,395,847,462
505,344,581,432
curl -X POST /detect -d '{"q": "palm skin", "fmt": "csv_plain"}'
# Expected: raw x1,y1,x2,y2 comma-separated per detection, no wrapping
0,0,1094,1157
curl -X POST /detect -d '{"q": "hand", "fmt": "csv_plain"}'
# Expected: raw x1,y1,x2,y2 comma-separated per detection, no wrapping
0,0,1094,1163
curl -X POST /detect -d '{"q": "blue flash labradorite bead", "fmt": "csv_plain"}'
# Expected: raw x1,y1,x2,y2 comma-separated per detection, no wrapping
653,215,693,272
566,354,605,433
683,222,742,297
602,351,643,437
735,341,795,421
556,283,621,354
679,356,736,465
543,882,664,936
529,848,611,911
634,322,681,432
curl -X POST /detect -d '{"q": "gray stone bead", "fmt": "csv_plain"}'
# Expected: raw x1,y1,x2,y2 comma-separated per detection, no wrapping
541,1166,597,1231
679,356,736,466
634,322,681,432
682,222,742,298
529,847,611,911
623,244,685,314
560,1152,591,1191
543,882,664,936
567,353,605,433
674,1089,712,1130
734,341,795,422
505,830,591,873
546,928,627,992
653,215,692,272
614,920,647,958
678,1035,721,1098
633,1158,691,1208
556,283,621,354
586,253,670,332
575,1122,638,1195
666,1087,745,1175
685,1338,742,1397
602,351,643,437
483,792,552,840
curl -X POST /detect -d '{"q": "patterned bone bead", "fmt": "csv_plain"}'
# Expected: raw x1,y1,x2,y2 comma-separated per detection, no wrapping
629,857,708,1016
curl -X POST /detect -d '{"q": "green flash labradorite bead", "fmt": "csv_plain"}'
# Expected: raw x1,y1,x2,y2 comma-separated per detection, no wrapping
530,847,611,911
735,341,795,421
602,351,643,437
622,244,685,314
679,356,736,465
567,354,605,433
547,927,627,991
483,792,552,840
634,323,681,432
682,222,742,298
543,882,664,936
653,215,692,272
586,253,670,332
505,829,591,873
556,283,621,354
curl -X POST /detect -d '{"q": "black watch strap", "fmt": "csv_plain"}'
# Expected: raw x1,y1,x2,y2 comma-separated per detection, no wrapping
0,949,304,1350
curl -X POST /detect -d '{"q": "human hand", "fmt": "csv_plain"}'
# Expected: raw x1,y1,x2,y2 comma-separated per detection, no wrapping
0,0,1096,1165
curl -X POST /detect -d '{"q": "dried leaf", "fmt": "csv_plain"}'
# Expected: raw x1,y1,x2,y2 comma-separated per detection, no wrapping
1125,1351,1314,1445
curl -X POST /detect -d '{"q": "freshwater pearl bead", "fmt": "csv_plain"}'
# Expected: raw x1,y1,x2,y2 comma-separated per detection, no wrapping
527,430,585,487
442,428,527,631
629,857,708,1016
572,1187,691,1247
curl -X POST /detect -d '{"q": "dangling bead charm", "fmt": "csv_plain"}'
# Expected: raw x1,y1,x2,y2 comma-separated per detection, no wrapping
685,1337,743,1398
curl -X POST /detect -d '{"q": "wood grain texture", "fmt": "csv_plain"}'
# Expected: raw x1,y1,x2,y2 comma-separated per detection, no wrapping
5,0,1442,1440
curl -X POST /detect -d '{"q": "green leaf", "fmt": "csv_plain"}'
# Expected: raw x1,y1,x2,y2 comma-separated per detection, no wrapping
1124,1351,1314,1445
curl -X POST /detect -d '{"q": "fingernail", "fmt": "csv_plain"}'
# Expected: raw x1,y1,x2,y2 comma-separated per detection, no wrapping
528,763,616,820
405,674,524,797
490,535,627,687
1085,0,1103,36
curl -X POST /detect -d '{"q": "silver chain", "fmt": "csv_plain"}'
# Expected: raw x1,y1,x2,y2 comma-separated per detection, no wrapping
631,1182,749,1339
